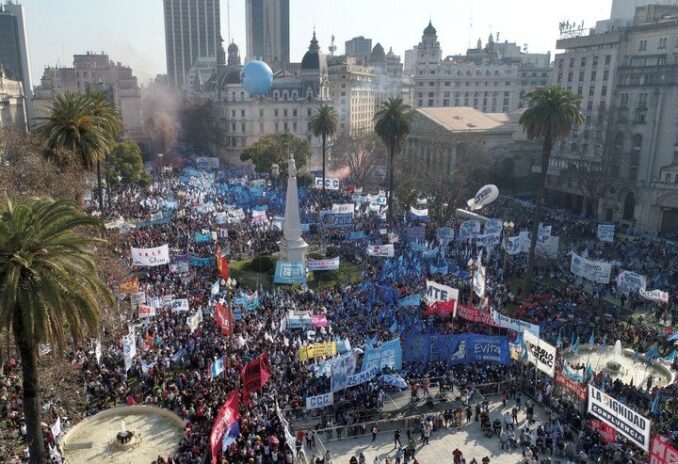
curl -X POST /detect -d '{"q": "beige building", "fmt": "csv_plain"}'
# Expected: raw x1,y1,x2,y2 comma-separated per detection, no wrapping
328,57,376,135
33,52,143,140
414,21,551,113
0,66,26,131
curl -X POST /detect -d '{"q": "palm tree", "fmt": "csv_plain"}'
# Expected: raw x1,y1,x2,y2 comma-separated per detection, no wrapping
374,97,413,222
519,87,584,295
0,197,112,463
309,104,338,201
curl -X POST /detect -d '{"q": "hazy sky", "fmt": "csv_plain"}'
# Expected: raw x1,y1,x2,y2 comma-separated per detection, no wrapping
18,0,612,86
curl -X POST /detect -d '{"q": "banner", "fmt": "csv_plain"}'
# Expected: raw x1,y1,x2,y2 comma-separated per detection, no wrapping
538,223,552,241
616,271,647,295
118,277,139,294
505,236,522,255
210,391,240,464
314,177,340,190
330,351,357,392
367,244,395,258
436,227,455,242
406,226,426,242
311,314,328,328
409,206,429,220
170,298,190,312
305,393,333,410
321,212,353,228
187,308,203,334
524,330,556,377
484,219,503,237
346,366,379,388
332,203,354,215
307,257,340,271
597,224,615,242
473,264,486,298
137,304,156,319
536,236,560,259
491,309,540,337
403,334,510,365
274,261,306,284
196,156,220,169
122,333,136,371
298,342,337,362
131,245,170,267
215,302,235,336
458,220,481,241
570,253,612,284
591,419,617,445
640,288,669,304
588,384,651,451
241,354,270,400
130,291,146,306
555,370,587,402
210,357,225,379
398,294,421,307
475,233,499,248
425,280,459,318
194,232,212,243
191,256,213,267
456,304,495,326
650,436,678,464
361,339,402,372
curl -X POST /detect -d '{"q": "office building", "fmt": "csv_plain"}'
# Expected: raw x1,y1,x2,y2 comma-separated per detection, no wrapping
345,36,372,64
0,1,33,124
246,0,290,71
163,0,221,88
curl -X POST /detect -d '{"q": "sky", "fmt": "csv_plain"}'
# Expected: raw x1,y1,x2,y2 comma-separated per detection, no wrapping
18,0,613,86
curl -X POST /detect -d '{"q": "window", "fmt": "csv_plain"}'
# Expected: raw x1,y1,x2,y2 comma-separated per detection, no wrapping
601,85,607,97
259,109,264,117
274,109,279,117
659,37,668,49
283,109,288,117
591,71,597,81
639,40,647,51
603,70,609,81
638,93,648,108
569,58,575,67
581,57,587,67
620,93,629,107
579,71,585,82
293,109,297,117
568,72,573,82
231,109,236,117
605,55,611,64
241,123,245,133
241,110,245,117
593,56,599,66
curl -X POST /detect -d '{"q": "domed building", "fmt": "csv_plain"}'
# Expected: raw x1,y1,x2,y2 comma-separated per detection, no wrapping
369,43,387,72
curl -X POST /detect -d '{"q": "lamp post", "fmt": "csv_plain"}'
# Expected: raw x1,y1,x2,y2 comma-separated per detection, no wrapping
503,221,515,283
467,258,478,307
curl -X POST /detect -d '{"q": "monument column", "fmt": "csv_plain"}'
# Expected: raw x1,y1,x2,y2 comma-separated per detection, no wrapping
279,154,308,263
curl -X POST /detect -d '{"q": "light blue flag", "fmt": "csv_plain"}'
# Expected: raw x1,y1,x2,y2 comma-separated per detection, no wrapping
389,320,399,334
210,357,224,379
588,333,595,346
651,391,661,415
556,329,563,349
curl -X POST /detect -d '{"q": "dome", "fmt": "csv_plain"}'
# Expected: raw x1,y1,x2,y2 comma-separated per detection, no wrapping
228,42,239,53
369,43,385,63
424,20,437,35
386,47,396,57
301,31,324,71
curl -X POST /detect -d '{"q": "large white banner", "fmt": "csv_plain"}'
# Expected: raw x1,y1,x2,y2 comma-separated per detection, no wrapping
195,157,220,169
314,177,340,190
425,280,459,304
332,203,354,215
524,330,556,377
536,236,560,259
367,244,395,257
640,288,669,304
305,393,333,410
588,384,651,451
473,265,486,298
491,309,540,337
616,271,647,295
307,257,340,271
131,245,170,267
597,224,615,243
122,333,136,371
570,253,612,284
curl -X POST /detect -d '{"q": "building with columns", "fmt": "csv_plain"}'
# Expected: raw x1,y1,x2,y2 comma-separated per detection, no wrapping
413,21,551,113
0,66,26,130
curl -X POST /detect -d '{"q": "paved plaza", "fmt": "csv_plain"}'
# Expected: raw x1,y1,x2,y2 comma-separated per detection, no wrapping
314,400,551,464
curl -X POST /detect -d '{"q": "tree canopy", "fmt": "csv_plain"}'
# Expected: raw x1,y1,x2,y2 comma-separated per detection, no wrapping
240,132,311,175
107,140,148,185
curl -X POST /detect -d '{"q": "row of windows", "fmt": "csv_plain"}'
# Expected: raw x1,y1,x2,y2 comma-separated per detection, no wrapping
225,121,301,133
557,55,612,69
418,91,512,97
558,69,610,83
219,107,312,118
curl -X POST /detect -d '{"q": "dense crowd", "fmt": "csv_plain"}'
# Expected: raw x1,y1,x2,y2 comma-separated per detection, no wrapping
0,163,676,464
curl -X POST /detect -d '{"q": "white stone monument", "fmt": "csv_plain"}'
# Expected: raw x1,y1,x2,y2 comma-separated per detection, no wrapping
279,154,308,263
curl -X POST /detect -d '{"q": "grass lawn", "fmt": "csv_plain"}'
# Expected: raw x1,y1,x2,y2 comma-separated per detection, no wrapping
230,258,274,289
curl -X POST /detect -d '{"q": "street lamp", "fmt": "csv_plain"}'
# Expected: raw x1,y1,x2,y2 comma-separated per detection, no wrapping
467,258,478,306
503,221,515,283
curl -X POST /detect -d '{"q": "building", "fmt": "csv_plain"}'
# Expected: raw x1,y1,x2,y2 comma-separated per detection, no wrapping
187,56,217,94
0,1,33,124
33,52,143,140
413,21,551,113
0,66,26,130
404,46,418,76
205,33,328,165
246,0,290,71
328,57,376,135
345,36,372,64
163,0,221,89
549,4,678,235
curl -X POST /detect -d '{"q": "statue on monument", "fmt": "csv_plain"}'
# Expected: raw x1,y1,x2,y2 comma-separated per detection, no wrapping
287,154,296,178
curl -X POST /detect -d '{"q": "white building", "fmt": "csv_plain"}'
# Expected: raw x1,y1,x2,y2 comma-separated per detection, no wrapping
413,21,551,113
0,66,26,131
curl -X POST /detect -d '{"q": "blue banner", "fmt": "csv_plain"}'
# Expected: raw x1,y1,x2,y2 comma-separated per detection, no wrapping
406,226,426,243
403,334,510,366
190,256,213,267
397,294,421,307
361,339,402,372
274,261,306,285
194,232,212,243
347,231,367,241
321,212,353,229
436,227,455,241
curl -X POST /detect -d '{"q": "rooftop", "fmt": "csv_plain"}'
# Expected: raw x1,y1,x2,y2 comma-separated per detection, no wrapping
416,107,519,133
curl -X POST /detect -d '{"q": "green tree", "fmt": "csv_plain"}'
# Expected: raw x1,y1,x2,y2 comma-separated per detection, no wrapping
309,104,338,200
519,87,583,294
107,140,146,185
374,97,413,222
241,132,310,175
0,197,113,463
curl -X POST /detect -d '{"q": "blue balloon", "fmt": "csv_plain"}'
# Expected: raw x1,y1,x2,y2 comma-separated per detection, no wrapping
241,61,273,95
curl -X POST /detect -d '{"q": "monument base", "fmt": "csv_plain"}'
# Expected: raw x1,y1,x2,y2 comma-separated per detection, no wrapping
278,238,308,264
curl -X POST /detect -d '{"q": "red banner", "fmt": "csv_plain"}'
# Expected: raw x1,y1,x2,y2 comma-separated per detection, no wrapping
590,419,616,444
241,354,270,400
215,302,234,336
650,436,678,464
456,304,495,326
426,300,456,319
210,390,240,464
216,246,229,281
555,371,587,402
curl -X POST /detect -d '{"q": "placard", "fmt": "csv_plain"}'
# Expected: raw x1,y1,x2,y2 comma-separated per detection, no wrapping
588,384,651,451
305,393,333,410
524,330,556,377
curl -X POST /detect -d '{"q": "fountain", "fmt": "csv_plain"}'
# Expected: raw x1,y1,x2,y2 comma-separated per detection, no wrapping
114,420,134,447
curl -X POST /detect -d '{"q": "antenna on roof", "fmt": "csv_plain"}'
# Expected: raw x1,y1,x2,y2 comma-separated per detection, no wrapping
227,0,231,49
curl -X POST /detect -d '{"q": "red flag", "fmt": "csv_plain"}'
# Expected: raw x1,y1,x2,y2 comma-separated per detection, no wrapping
216,246,229,281
241,354,270,401
426,300,455,319
210,390,240,464
215,302,235,336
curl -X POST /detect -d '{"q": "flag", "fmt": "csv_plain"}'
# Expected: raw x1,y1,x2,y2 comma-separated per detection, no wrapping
651,391,661,415
556,329,563,349
187,308,203,334
588,333,595,346
570,336,580,354
210,391,241,464
210,357,225,380
241,354,270,400
95,339,102,365
216,246,229,281
215,302,235,336
211,280,220,297
389,320,398,334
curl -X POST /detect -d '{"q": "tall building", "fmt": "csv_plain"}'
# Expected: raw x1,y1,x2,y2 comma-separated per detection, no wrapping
246,0,290,71
345,36,372,64
328,57,376,135
549,4,678,235
0,1,33,124
33,52,143,140
611,0,678,21
0,66,26,130
413,21,551,112
403,46,418,76
163,0,221,89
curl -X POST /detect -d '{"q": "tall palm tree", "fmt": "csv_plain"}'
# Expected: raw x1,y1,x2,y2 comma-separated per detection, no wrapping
519,87,584,295
0,197,112,463
374,97,412,222
309,104,338,201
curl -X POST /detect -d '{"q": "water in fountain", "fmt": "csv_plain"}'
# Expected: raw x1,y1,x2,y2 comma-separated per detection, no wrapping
614,340,622,362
